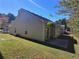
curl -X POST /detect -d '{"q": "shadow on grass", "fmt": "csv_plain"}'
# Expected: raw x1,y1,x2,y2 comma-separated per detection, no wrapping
0,52,4,59
14,34,77,54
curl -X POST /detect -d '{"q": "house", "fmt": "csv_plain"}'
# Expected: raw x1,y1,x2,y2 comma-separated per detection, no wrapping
9,8,61,41
0,14,9,32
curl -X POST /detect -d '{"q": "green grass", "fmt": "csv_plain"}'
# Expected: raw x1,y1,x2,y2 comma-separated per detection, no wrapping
0,34,79,59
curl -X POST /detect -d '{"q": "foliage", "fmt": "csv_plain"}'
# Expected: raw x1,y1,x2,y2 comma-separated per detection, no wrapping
48,14,53,17
59,0,79,16
47,22,54,27
59,0,79,38
56,18,67,29
7,13,16,23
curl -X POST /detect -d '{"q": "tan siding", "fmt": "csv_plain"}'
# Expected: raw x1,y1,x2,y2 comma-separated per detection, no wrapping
10,9,46,41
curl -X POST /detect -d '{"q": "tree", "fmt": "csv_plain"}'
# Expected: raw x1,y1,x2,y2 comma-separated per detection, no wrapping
48,14,53,17
7,13,15,23
59,0,79,38
56,18,67,29
59,0,79,16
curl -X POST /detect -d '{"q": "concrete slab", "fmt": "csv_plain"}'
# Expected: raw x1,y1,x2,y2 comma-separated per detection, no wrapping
47,39,69,49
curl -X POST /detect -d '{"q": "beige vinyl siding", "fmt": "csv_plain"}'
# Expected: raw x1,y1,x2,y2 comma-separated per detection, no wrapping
12,9,46,41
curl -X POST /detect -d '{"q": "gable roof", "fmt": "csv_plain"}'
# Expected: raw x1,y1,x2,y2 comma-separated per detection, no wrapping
19,8,52,22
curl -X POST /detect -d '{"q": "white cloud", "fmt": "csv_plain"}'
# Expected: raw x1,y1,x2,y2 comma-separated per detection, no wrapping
28,0,46,10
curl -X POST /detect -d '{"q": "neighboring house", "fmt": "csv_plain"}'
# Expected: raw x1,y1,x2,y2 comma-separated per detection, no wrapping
0,14,9,32
0,13,15,33
9,8,61,41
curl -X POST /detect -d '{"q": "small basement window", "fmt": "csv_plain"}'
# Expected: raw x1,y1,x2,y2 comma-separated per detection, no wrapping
25,30,27,34
14,28,16,33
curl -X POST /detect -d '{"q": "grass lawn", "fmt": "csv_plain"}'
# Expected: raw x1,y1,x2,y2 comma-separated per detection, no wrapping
0,33,79,59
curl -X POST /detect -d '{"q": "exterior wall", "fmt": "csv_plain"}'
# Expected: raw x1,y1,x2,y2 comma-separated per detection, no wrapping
8,21,16,34
9,9,48,41
54,24,61,38
49,25,55,39
0,20,3,29
47,23,61,39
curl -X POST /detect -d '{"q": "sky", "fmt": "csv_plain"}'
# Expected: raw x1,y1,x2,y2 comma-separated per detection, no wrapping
0,0,69,21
